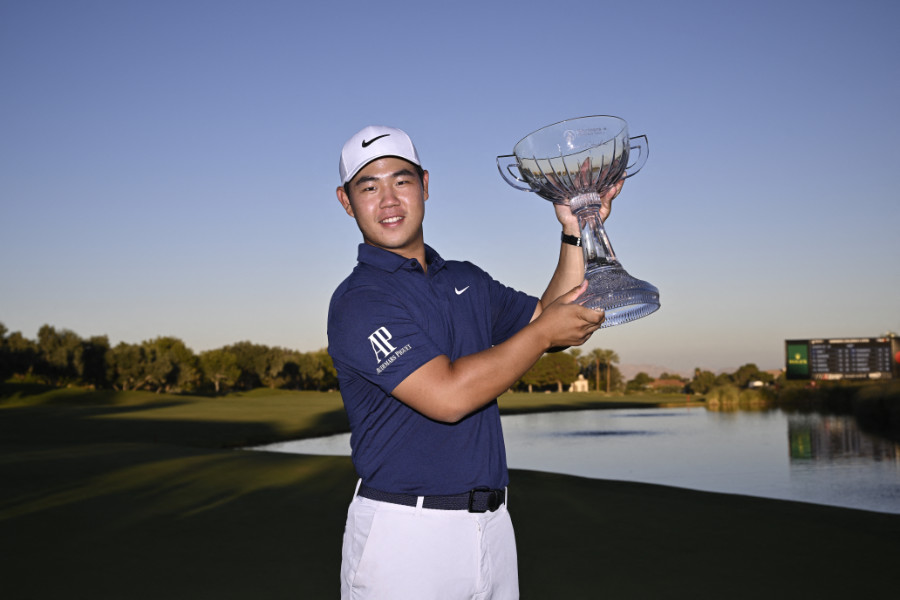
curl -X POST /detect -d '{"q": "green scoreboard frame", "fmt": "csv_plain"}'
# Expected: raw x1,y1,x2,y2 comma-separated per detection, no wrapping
785,337,900,380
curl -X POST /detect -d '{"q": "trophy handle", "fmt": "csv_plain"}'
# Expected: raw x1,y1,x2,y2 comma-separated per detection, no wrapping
625,135,649,178
496,154,534,192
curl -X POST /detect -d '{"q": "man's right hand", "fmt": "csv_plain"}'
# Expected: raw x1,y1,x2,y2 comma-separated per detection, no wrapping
533,280,605,349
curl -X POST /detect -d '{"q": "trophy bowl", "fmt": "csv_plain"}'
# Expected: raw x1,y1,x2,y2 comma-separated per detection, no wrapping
497,115,660,327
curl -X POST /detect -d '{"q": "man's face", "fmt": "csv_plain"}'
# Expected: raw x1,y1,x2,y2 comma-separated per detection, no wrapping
337,157,429,258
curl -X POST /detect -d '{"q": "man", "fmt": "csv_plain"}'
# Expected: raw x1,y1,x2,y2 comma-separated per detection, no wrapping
327,125,620,599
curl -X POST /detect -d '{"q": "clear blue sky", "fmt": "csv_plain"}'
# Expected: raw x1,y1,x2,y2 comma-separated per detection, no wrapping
2,0,898,375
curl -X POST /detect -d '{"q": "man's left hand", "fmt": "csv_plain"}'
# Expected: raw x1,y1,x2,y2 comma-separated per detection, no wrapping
553,170,624,228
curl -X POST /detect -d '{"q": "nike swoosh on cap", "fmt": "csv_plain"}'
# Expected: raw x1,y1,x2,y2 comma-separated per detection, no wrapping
362,134,390,148
455,286,470,295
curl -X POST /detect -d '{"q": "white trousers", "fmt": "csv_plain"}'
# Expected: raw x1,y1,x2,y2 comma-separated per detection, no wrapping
340,483,519,599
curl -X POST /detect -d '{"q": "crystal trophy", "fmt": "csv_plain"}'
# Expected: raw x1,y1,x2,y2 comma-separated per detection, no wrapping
497,115,659,327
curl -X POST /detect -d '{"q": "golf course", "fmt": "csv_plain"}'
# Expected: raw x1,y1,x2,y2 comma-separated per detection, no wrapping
2,385,898,599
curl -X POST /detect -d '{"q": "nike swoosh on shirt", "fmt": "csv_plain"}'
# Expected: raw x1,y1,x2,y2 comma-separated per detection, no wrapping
362,134,390,148
455,286,470,295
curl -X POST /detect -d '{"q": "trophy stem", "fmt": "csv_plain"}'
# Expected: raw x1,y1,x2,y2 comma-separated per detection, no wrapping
570,194,660,326
572,198,618,274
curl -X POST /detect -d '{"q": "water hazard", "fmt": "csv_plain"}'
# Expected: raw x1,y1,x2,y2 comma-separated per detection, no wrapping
250,407,900,514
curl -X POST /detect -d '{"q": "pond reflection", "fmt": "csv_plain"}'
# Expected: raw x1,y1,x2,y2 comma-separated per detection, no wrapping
789,413,900,462
501,407,900,514
551,430,659,437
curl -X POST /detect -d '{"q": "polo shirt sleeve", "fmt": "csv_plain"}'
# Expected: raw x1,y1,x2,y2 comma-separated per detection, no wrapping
328,284,443,395
481,269,539,346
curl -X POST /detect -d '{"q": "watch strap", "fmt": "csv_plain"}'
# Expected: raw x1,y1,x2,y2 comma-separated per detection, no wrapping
561,233,582,247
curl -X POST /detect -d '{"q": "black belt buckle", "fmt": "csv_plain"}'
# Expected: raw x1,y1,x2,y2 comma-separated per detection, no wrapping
468,487,502,513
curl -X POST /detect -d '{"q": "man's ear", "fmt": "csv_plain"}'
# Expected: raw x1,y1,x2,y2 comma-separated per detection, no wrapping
336,186,355,217
422,170,429,201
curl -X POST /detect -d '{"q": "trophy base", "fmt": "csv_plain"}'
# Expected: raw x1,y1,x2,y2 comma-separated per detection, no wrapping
578,265,660,328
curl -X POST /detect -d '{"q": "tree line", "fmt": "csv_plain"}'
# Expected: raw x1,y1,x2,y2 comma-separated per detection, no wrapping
0,322,336,394
1,321,777,396
519,347,777,394
517,347,624,393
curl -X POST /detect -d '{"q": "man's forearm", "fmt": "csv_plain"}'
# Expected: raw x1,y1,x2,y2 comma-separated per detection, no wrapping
392,320,551,423
392,283,601,423
540,236,585,308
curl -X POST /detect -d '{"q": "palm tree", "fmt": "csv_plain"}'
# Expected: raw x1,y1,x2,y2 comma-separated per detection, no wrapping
568,348,586,375
590,348,620,393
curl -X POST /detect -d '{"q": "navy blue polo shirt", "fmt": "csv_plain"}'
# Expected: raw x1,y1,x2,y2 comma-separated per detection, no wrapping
327,243,538,495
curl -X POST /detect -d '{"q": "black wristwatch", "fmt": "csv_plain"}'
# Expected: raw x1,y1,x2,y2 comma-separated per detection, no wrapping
561,232,582,247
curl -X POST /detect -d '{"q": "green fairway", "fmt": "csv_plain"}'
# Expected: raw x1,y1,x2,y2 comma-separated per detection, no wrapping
2,387,898,598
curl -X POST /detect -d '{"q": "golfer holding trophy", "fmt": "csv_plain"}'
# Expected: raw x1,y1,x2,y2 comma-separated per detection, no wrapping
329,116,654,599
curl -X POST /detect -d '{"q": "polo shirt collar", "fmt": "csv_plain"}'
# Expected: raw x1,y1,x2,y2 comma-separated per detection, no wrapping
356,243,446,274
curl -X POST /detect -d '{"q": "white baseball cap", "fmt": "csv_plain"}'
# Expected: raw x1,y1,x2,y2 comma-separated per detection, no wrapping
339,125,421,185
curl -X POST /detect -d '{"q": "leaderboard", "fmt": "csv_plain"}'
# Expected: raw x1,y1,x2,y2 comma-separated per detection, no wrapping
785,337,900,380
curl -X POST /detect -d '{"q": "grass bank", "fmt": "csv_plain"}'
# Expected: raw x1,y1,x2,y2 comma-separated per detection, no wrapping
2,386,898,598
